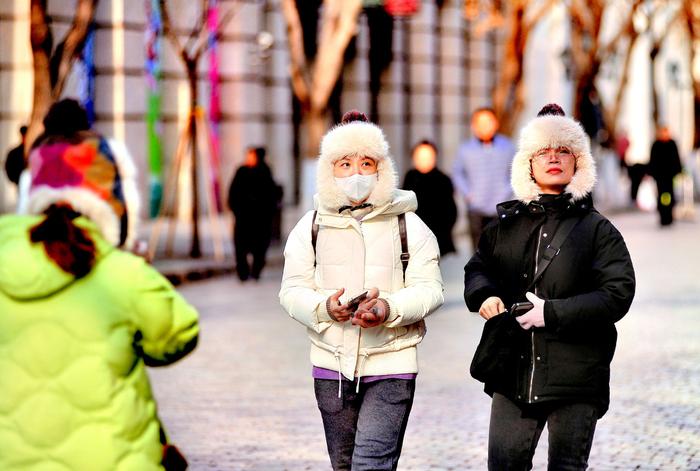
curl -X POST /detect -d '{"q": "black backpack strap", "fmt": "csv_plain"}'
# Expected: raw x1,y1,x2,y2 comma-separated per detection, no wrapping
398,213,409,281
311,210,319,267
526,216,581,292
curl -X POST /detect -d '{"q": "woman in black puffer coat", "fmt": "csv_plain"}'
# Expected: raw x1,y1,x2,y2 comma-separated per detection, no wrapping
464,104,635,471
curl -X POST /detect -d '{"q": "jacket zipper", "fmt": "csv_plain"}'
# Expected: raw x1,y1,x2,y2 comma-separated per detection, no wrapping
527,225,544,403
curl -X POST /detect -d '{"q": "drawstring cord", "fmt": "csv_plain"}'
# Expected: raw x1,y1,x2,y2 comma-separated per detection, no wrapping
334,351,343,398
355,353,370,393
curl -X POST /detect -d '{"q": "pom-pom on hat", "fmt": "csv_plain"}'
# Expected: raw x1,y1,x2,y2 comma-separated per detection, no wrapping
316,110,398,210
510,103,597,203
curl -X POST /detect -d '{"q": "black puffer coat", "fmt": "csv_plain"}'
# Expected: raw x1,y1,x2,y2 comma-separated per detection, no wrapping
464,193,635,416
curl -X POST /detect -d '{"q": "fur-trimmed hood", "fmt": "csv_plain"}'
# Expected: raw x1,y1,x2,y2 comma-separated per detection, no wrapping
511,113,596,203
316,120,398,211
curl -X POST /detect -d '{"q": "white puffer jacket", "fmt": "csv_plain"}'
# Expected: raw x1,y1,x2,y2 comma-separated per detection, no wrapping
279,189,444,383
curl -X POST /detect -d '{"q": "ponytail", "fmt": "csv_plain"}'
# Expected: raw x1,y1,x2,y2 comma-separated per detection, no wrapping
30,204,96,278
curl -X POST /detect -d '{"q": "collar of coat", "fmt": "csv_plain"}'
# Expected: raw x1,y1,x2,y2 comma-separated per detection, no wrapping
313,189,417,228
496,193,594,219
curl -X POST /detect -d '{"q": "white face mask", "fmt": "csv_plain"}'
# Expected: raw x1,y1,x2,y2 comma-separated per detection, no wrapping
334,173,377,202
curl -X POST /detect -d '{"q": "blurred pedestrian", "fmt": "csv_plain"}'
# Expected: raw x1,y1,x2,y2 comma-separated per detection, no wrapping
464,104,635,470
452,107,515,251
4,124,28,186
614,130,630,171
227,146,281,281
1,98,199,470
403,139,457,255
279,110,444,471
648,126,683,226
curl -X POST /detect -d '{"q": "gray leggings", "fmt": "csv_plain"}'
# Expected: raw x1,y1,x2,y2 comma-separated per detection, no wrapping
314,378,416,471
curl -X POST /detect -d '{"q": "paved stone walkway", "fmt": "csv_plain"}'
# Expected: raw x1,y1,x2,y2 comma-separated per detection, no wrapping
150,208,700,470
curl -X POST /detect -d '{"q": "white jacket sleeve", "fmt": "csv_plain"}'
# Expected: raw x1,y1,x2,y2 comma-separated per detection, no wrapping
384,213,444,328
279,211,334,333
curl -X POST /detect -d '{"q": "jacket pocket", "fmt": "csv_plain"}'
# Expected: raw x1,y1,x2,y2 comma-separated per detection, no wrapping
544,340,604,390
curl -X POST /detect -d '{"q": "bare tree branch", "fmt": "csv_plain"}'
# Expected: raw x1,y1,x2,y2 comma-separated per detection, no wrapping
184,0,208,53
160,0,186,59
193,3,238,60
51,0,98,98
281,0,311,106
310,0,362,112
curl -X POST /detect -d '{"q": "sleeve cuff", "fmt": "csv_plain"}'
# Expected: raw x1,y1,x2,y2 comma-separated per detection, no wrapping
316,298,334,323
381,298,398,325
544,300,559,331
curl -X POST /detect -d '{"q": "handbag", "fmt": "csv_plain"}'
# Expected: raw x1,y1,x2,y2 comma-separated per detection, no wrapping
469,216,581,384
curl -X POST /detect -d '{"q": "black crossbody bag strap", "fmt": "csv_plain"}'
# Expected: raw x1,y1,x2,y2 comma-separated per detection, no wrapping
525,216,582,293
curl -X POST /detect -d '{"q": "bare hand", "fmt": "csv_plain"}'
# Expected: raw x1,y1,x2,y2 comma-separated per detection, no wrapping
351,288,385,328
479,296,506,320
327,288,354,322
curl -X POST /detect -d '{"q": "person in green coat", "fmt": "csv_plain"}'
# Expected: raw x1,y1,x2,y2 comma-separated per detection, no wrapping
0,99,199,470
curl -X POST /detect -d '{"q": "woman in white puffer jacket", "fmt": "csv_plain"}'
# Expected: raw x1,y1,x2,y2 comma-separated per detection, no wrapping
279,111,444,471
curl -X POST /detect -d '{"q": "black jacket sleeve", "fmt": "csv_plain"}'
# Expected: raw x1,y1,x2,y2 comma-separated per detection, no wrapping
464,221,500,312
544,219,636,334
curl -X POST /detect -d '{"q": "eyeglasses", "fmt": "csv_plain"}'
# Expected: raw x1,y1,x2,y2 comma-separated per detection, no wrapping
532,147,575,163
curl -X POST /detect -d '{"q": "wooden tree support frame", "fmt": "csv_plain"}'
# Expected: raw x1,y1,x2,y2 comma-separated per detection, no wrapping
148,108,225,262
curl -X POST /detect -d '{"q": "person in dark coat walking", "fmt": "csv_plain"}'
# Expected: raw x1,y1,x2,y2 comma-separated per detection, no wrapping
464,104,636,470
4,125,28,186
648,126,683,226
227,146,280,281
402,140,457,255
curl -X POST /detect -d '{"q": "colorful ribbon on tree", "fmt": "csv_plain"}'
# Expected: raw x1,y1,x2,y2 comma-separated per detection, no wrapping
145,0,164,217
207,0,222,211
77,23,96,126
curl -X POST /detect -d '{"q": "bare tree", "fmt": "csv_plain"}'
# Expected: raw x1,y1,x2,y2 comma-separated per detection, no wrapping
281,0,362,157
646,3,684,127
27,0,98,150
489,0,556,135
159,0,234,258
681,0,700,148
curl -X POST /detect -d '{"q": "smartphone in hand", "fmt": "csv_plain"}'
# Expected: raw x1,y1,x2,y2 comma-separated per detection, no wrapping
510,301,534,317
347,291,369,313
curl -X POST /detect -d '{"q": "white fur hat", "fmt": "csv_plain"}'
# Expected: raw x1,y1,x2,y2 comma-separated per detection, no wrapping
316,111,398,210
511,104,597,203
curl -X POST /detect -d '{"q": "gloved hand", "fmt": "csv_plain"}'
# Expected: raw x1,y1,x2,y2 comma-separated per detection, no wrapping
516,292,546,330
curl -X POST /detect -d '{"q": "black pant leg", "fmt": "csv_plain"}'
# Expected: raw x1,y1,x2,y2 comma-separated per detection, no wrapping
488,393,545,471
546,402,598,471
233,223,251,280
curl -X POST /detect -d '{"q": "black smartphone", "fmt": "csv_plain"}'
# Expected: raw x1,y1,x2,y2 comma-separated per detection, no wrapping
510,301,534,317
347,291,369,312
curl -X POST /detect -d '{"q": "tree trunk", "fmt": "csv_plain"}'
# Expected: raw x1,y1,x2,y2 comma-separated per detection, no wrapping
27,0,52,152
650,46,661,128
27,0,98,151
281,0,361,157
606,34,640,141
187,60,201,258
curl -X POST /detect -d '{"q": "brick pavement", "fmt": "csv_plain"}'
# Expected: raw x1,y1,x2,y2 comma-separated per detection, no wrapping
150,208,700,470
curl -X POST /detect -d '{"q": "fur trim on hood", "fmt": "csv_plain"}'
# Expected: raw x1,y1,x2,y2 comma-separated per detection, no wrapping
316,119,398,211
511,110,597,203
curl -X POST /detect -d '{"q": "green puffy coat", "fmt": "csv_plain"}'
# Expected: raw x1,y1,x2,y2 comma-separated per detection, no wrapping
0,214,199,470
